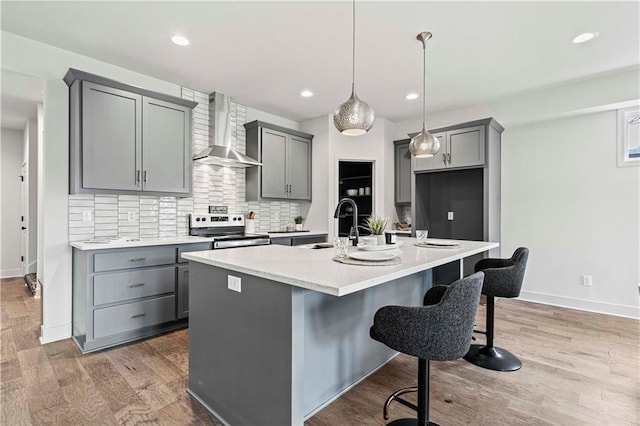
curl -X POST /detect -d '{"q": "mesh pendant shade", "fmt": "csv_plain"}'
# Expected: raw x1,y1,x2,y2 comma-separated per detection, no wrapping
409,31,440,157
334,86,375,135
409,126,440,158
333,0,375,136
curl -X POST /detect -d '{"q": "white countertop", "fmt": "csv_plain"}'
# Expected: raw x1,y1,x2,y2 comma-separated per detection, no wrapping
70,235,214,250
182,237,498,297
268,231,328,238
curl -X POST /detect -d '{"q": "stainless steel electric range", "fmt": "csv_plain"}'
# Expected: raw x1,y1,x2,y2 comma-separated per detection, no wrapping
189,214,270,249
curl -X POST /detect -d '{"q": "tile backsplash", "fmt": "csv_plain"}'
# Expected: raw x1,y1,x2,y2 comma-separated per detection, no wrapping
69,88,300,242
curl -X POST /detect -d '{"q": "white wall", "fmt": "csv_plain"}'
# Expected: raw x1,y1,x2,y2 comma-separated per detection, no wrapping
503,112,639,318
301,116,396,241
1,128,24,277
246,106,300,130
393,69,640,318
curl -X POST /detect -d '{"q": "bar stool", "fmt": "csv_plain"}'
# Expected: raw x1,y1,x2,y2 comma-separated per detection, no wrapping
464,247,529,372
370,272,484,426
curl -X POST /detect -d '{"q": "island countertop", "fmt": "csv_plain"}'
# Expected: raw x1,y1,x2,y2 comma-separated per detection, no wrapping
182,237,498,296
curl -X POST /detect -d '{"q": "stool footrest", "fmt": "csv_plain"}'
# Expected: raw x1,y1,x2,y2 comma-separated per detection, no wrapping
384,387,418,420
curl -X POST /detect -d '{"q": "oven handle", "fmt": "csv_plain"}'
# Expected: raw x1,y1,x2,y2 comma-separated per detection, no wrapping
213,238,271,249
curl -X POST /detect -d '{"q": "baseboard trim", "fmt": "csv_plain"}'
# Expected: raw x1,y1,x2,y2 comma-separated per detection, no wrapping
40,323,71,344
519,291,640,319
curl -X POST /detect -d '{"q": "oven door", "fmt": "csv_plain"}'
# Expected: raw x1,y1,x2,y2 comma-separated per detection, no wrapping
213,237,270,249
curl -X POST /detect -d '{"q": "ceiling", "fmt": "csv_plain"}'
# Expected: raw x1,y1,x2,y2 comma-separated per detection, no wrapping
1,1,639,124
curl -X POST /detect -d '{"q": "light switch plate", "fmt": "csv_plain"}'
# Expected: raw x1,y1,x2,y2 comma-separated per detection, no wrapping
447,211,454,221
228,275,241,292
127,211,136,222
82,210,93,222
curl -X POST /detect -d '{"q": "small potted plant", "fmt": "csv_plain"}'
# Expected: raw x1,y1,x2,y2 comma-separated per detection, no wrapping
363,215,388,245
293,215,304,231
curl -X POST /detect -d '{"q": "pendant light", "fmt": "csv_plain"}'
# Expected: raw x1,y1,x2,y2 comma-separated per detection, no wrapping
409,32,440,157
334,0,375,136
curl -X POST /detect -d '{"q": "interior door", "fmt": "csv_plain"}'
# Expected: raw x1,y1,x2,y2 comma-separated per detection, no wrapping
21,163,28,275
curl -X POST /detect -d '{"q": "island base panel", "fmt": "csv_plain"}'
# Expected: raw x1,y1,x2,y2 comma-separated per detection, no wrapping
187,261,432,425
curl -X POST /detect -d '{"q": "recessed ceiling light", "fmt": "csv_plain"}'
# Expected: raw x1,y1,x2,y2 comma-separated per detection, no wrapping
406,93,419,100
300,90,314,98
171,35,189,46
572,32,598,44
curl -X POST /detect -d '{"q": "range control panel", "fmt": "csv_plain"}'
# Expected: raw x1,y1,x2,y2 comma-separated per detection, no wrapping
189,214,245,228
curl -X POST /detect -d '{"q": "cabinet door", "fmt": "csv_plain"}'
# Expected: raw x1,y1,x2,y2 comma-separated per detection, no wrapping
261,128,288,198
394,142,412,204
177,265,189,319
142,97,191,194
447,126,485,169
287,135,312,200
82,81,141,190
412,132,446,172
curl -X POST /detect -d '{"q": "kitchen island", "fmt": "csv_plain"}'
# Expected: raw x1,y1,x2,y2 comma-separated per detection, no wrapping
182,238,498,425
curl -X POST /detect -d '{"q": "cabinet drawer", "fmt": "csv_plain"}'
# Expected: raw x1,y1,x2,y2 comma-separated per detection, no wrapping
177,243,211,263
93,266,176,306
94,246,175,272
270,237,293,246
93,295,176,339
292,235,328,246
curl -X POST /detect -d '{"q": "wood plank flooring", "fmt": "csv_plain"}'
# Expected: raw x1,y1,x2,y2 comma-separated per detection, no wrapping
1,276,638,425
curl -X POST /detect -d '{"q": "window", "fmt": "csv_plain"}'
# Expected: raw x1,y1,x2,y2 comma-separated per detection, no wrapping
618,106,640,167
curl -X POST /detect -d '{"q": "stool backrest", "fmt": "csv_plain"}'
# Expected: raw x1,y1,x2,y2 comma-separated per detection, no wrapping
370,272,484,361
475,247,529,298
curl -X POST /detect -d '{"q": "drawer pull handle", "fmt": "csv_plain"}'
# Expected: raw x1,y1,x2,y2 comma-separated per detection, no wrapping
129,257,146,262
130,313,146,319
129,282,145,288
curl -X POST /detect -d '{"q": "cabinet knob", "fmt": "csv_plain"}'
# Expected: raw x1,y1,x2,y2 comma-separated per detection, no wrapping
447,153,451,164
130,313,146,319
143,171,148,182
136,170,141,183
442,153,447,165
129,257,146,262
129,282,145,288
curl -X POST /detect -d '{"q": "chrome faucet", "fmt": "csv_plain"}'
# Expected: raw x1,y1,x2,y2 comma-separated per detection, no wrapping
333,198,359,246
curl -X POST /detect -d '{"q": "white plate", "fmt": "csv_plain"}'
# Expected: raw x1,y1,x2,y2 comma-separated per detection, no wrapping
348,251,396,262
426,239,459,246
357,242,403,251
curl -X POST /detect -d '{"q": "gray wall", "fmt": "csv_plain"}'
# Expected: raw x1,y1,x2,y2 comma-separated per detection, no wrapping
1,128,24,277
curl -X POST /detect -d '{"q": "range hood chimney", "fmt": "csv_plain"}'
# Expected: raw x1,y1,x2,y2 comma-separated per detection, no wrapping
192,92,261,167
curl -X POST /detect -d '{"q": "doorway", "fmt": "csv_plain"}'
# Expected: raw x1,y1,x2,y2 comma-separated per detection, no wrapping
337,161,374,237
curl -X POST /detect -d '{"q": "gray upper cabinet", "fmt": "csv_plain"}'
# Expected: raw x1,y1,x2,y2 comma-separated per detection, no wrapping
142,97,191,193
394,140,412,205
65,68,197,197
413,126,484,172
81,82,142,191
245,120,313,201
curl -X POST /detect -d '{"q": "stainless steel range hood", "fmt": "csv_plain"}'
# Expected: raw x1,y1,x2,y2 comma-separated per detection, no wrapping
193,92,261,167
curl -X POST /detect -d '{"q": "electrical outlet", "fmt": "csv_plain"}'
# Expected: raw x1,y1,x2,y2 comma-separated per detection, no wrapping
228,275,241,293
582,275,592,286
82,210,93,222
127,211,136,222
447,211,454,221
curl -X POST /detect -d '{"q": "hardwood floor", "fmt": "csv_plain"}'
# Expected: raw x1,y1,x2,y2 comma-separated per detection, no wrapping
1,276,638,425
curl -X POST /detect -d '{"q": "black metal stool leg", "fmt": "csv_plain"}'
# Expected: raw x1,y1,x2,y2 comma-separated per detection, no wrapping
387,359,439,426
464,296,522,372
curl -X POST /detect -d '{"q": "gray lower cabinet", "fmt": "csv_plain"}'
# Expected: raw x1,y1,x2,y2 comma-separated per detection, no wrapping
394,140,412,205
270,233,328,246
72,242,210,353
245,120,313,201
65,68,197,197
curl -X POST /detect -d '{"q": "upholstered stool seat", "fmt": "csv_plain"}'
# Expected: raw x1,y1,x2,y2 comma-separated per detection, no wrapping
370,272,484,426
464,247,529,372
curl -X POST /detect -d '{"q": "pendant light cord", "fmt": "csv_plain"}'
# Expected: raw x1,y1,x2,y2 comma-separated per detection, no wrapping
422,38,426,129
352,0,356,90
